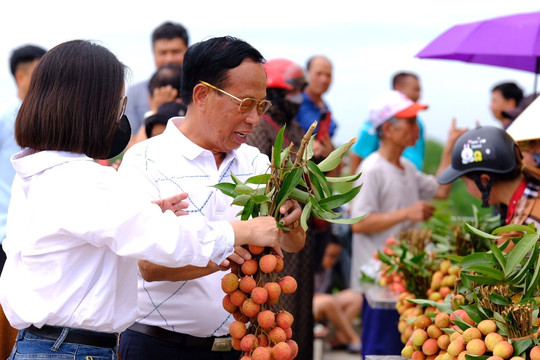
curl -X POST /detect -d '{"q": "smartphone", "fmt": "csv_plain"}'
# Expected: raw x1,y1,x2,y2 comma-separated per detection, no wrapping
317,111,331,141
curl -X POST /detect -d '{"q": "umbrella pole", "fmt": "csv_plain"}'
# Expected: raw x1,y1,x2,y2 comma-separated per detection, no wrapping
533,57,540,96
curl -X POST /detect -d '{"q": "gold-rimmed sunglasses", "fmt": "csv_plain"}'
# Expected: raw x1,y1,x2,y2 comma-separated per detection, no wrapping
200,81,272,115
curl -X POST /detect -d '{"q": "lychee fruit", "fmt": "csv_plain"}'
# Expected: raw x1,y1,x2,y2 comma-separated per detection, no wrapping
422,338,439,356
251,287,269,305
477,319,497,335
493,341,514,359
260,254,278,273
230,289,247,307
268,326,287,343
279,276,297,294
272,342,292,360
252,346,271,360
427,324,443,339
286,340,299,359
239,276,256,293
221,273,239,294
257,310,276,329
274,256,284,273
434,312,450,328
462,327,482,343
414,314,432,329
485,332,504,352
257,333,269,347
229,320,246,339
412,329,428,347
402,345,414,358
437,334,450,350
466,338,486,355
240,333,258,352
411,350,426,360
248,245,265,255
241,259,258,275
241,298,261,318
447,338,465,357
276,311,294,329
265,282,282,300
222,295,238,313
233,309,249,323
530,346,540,360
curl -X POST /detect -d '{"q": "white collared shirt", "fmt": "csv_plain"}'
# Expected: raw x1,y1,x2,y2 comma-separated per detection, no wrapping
0,149,235,332
119,117,270,337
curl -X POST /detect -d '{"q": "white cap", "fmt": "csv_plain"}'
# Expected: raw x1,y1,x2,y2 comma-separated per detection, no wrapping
367,90,428,133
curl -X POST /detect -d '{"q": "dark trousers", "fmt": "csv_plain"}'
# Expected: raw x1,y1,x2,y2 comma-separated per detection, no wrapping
361,296,403,359
119,329,241,360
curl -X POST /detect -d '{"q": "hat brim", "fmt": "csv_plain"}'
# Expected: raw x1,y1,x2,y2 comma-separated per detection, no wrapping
437,165,463,185
395,103,428,118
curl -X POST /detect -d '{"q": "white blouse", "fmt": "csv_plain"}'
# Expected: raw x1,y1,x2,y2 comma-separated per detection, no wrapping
0,150,234,332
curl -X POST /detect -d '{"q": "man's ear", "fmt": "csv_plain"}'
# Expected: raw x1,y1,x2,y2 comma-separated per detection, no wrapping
480,173,492,187
192,83,209,110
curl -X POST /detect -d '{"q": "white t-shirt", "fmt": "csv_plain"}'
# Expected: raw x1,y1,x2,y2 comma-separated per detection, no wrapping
349,152,438,291
119,117,270,337
0,149,234,332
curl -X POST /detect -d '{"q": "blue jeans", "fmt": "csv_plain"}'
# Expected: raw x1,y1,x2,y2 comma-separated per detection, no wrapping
9,329,118,360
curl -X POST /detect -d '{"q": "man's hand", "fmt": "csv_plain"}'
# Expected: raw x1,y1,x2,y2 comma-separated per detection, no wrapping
152,193,189,216
406,201,435,222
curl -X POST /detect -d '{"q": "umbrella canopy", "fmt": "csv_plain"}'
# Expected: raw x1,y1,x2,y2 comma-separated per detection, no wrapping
506,94,540,142
416,11,540,90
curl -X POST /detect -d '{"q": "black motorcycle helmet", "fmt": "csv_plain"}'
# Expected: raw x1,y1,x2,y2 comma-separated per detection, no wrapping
438,126,521,207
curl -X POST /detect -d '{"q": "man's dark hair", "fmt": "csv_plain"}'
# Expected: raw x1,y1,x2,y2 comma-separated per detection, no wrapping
148,64,182,96
152,21,189,47
392,72,418,89
15,40,126,159
9,44,47,77
180,36,265,105
492,82,523,105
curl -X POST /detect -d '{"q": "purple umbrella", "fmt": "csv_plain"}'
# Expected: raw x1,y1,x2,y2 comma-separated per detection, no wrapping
416,11,540,92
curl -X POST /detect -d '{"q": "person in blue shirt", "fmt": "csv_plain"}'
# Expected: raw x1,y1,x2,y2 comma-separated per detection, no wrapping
296,55,336,162
349,72,426,174
0,44,46,269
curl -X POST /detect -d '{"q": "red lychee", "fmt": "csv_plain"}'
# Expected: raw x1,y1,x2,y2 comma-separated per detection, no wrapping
276,311,294,329
272,341,292,360
230,289,247,307
274,256,284,273
268,326,287,343
257,310,276,329
240,333,258,352
229,320,246,339
265,282,282,300
241,259,258,275
222,295,237,314
279,276,297,294
251,287,269,305
249,245,265,255
221,272,239,294
239,276,256,293
260,254,278,273
241,298,261,318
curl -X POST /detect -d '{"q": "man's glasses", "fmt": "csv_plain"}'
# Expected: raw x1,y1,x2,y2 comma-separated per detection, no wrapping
200,81,272,115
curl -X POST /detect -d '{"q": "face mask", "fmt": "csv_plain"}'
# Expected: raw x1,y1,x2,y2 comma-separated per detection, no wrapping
107,114,131,159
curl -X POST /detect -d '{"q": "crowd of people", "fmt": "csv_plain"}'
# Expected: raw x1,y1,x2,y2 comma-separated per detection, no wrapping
0,19,539,360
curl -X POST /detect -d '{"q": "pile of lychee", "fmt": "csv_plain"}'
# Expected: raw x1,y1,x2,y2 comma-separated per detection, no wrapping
221,245,299,360
402,309,539,360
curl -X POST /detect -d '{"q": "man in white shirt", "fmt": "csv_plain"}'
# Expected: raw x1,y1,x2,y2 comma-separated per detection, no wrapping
349,90,463,357
118,36,306,360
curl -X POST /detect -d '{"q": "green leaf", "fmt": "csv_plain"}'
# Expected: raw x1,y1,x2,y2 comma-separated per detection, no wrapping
231,173,243,185
464,265,504,281
465,223,500,240
512,339,533,357
232,194,252,206
273,126,285,167
322,215,365,225
245,174,271,185
317,138,355,173
408,299,453,313
489,241,506,274
308,161,333,197
303,135,315,161
507,245,537,284
465,355,489,360
525,246,540,296
212,182,237,197
506,233,539,275
377,250,393,265
460,273,500,286
280,144,293,166
251,194,271,204
289,188,310,204
234,184,255,195
444,254,464,263
492,224,536,235
459,252,498,269
273,167,303,217
487,293,510,305
325,173,362,183
493,312,510,337
241,198,254,221
319,185,361,211
300,201,312,231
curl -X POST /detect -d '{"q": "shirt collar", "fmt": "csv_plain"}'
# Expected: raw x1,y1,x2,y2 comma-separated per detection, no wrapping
11,150,92,178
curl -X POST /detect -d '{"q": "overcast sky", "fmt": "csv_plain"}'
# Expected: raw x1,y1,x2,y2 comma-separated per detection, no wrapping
1,0,539,146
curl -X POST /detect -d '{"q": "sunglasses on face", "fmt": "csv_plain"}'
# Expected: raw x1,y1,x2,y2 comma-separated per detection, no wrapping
200,80,272,116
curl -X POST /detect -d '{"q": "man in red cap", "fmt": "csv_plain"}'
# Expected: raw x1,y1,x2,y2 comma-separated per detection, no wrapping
348,90,465,357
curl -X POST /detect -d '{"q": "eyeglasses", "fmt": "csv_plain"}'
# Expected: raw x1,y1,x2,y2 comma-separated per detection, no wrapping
117,96,127,122
199,81,272,115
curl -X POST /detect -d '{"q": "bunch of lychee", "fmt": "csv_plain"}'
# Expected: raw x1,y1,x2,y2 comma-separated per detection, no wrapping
221,245,299,360
426,259,460,303
401,309,540,360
